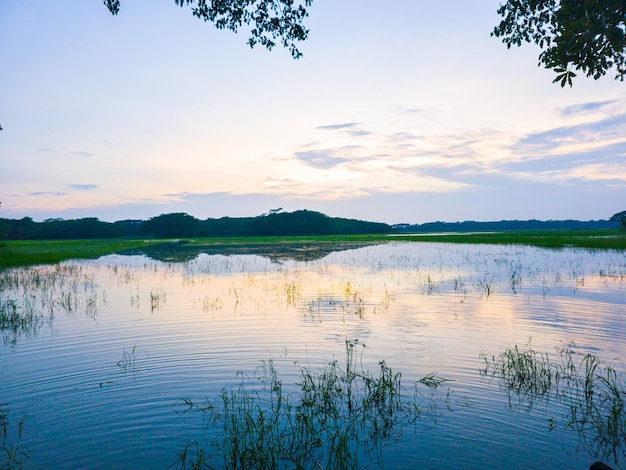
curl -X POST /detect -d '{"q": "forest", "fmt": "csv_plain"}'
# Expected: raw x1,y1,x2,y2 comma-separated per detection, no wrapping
0,210,392,240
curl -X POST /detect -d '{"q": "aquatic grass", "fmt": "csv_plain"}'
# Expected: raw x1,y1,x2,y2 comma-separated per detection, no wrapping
0,406,28,470
509,263,522,293
418,372,452,390
284,280,301,307
150,288,167,312
379,284,392,311
567,360,626,465
424,274,439,295
173,340,449,469
116,344,148,377
481,344,626,465
300,280,389,320
474,273,495,298
0,298,46,346
201,296,224,312
480,343,556,399
0,264,104,345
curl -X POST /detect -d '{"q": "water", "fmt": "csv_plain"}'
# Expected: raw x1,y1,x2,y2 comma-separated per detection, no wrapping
1,242,625,469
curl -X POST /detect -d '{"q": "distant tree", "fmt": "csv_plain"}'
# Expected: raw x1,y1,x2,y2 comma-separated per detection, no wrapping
246,209,390,236
141,213,206,238
38,217,124,239
0,217,37,240
610,210,626,230
103,0,313,59
492,0,626,86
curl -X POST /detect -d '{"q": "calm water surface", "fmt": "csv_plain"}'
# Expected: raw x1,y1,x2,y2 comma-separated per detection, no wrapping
1,242,625,469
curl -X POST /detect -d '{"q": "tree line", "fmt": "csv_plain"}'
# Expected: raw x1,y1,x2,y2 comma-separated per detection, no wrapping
0,210,391,240
393,218,622,233
2,209,624,242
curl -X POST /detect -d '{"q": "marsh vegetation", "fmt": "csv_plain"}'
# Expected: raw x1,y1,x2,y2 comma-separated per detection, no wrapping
2,228,625,268
481,343,626,465
174,340,449,469
1,406,28,470
1,242,625,468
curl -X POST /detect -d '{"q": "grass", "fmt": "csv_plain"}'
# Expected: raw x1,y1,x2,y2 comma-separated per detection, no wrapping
172,340,449,469
0,264,100,344
117,344,141,376
0,298,45,346
0,239,161,268
391,229,626,249
1,230,624,268
1,406,28,470
480,343,626,465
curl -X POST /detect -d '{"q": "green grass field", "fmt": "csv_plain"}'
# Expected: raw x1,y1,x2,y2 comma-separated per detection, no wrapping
387,229,626,249
1,229,624,268
0,239,158,268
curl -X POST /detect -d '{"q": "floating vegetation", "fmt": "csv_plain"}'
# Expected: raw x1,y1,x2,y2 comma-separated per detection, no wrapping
173,340,449,469
480,344,626,465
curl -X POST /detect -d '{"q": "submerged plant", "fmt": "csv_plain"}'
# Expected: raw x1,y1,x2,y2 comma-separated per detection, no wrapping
173,340,449,469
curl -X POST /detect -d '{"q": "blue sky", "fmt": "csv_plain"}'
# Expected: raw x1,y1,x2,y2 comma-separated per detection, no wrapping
1,0,625,224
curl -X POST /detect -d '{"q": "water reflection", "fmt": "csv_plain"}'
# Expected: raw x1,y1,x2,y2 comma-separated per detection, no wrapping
0,242,625,468
119,240,388,263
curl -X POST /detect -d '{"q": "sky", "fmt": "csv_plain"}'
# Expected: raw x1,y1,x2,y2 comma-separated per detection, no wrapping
1,1,625,224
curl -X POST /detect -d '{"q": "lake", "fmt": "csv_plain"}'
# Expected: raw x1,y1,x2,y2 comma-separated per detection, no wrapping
1,241,625,469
